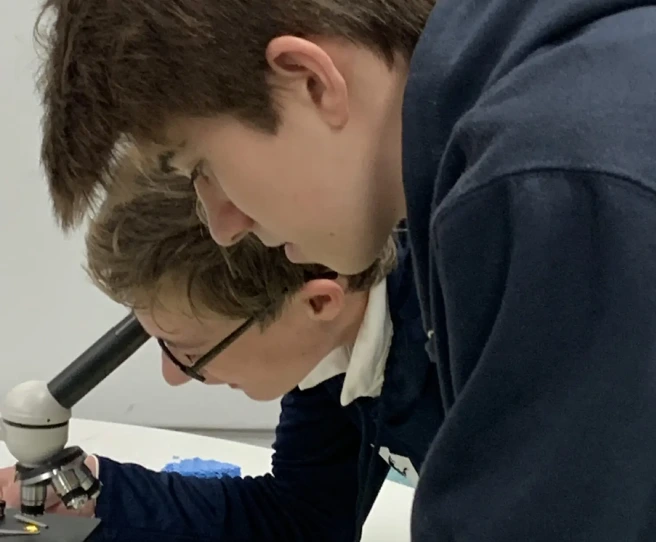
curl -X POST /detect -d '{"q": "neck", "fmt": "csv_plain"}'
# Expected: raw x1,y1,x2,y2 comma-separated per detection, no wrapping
336,290,370,350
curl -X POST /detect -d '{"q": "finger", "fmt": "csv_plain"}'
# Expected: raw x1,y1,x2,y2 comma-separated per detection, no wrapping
0,466,16,486
2,480,21,508
43,490,63,510
49,499,95,517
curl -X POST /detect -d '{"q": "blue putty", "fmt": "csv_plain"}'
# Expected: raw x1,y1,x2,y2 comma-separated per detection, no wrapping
161,456,241,478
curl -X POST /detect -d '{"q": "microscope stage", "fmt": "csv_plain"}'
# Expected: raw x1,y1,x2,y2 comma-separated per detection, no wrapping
0,510,99,541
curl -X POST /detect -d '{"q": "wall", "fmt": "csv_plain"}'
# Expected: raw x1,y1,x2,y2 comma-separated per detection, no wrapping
0,1,281,430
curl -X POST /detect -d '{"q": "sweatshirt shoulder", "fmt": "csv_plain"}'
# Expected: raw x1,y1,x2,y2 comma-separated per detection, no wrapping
445,8,656,205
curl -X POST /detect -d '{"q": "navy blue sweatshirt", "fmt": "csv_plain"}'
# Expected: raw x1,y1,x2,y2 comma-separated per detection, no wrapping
403,1,656,541
88,239,442,542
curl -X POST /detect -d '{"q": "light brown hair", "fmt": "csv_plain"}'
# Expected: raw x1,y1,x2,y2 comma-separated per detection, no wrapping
85,160,397,325
36,0,435,229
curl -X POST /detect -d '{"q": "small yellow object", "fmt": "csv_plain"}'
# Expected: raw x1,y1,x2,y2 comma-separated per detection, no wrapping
23,524,39,534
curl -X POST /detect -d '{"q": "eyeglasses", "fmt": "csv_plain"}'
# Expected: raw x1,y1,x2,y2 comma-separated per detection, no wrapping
157,269,338,383
158,316,256,383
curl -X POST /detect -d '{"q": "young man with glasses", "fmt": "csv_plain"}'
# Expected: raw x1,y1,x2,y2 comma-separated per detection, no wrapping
0,161,440,541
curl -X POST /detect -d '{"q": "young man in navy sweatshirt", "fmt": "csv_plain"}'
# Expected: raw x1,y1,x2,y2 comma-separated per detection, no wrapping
34,0,656,540
1,166,438,541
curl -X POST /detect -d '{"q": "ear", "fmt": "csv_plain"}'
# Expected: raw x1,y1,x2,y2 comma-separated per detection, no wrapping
265,36,349,128
298,279,346,322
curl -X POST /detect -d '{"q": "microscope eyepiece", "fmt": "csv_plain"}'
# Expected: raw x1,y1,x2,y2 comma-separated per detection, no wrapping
48,314,149,409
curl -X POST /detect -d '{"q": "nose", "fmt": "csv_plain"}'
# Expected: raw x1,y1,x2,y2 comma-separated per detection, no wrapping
206,201,254,246
195,184,253,246
161,355,192,386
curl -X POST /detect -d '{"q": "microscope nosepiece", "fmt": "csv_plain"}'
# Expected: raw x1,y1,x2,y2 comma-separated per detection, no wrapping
16,446,102,514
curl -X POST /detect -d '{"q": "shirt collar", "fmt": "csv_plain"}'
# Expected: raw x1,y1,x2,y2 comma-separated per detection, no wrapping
298,278,393,406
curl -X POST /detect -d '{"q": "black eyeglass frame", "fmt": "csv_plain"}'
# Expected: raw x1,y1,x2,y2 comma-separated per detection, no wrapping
158,316,255,383
157,269,338,383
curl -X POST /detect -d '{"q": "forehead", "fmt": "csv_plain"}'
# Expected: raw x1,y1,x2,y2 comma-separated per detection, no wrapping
135,303,230,344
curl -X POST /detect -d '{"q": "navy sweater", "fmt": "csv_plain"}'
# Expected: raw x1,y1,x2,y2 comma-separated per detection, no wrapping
404,1,656,541
89,240,442,542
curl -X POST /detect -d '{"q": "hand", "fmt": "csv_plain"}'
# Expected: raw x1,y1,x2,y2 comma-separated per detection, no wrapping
0,456,98,517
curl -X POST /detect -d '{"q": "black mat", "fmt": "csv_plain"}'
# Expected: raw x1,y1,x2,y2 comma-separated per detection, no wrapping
0,509,100,541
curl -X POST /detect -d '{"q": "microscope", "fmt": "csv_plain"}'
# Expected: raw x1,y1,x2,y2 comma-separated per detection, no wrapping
0,314,149,515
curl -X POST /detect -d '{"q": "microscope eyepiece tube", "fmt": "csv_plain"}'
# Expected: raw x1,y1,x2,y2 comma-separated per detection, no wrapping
47,314,150,409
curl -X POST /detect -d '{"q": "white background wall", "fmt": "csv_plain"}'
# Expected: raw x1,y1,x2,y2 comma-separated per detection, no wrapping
0,1,281,430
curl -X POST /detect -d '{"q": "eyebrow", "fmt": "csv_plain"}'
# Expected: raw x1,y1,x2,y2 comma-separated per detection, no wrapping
157,150,178,174
158,337,204,351
155,139,190,174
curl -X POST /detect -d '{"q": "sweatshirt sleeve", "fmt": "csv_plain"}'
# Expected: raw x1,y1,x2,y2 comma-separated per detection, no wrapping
412,170,656,542
92,383,361,542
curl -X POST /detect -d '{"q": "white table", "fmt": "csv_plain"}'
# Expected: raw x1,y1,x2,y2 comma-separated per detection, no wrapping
0,419,413,541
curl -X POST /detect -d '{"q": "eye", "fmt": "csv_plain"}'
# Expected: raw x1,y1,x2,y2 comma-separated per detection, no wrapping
190,163,202,183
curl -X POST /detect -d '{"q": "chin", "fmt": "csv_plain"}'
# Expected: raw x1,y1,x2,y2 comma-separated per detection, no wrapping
283,243,308,263
329,253,380,276
314,241,382,275
242,389,285,402
286,246,368,274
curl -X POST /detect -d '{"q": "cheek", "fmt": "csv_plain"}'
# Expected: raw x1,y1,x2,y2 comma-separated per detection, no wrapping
205,139,308,227
216,340,278,384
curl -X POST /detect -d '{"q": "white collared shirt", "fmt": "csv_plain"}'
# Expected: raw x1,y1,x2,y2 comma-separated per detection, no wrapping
297,278,420,487
298,278,393,406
